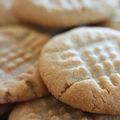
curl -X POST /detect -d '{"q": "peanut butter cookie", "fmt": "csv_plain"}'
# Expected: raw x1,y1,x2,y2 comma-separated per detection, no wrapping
40,27,120,114
9,97,87,120
14,0,118,28
0,26,50,104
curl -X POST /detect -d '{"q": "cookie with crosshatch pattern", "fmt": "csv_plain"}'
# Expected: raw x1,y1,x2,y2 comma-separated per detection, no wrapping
40,27,120,115
13,0,118,28
9,97,88,120
0,26,49,104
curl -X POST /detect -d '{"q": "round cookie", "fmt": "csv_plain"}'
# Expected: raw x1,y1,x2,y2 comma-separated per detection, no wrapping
0,0,18,25
14,0,118,28
40,27,120,115
0,26,50,104
9,97,88,120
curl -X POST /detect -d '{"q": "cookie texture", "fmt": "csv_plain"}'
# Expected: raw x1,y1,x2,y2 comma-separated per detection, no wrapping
14,0,118,28
0,26,49,104
0,0,18,25
40,27,120,115
102,0,120,30
9,97,88,120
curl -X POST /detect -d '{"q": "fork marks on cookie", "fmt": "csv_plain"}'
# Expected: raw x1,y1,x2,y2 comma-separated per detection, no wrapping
53,38,120,89
0,33,47,73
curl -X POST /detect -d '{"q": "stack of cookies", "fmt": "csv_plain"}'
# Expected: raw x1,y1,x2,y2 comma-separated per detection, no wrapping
0,0,120,120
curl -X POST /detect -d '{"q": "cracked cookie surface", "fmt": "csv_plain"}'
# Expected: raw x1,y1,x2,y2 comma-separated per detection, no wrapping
40,27,120,115
14,0,118,28
0,26,49,104
9,97,88,120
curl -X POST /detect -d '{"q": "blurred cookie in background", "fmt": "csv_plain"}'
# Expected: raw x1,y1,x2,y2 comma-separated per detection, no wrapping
0,0,18,25
9,97,88,120
13,0,118,28
100,0,120,30
0,26,50,104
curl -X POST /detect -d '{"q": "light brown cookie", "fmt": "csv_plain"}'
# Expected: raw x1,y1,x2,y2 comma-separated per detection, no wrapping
0,0,18,25
102,0,120,30
40,27,120,115
9,97,88,120
0,26,50,104
13,0,118,28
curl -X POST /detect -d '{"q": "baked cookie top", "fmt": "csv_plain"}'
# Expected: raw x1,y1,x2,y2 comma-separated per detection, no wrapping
9,97,88,120
0,26,50,104
14,0,118,28
40,27,120,115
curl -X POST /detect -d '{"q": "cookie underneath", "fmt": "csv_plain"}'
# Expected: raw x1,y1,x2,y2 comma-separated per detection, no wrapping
9,97,87,120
